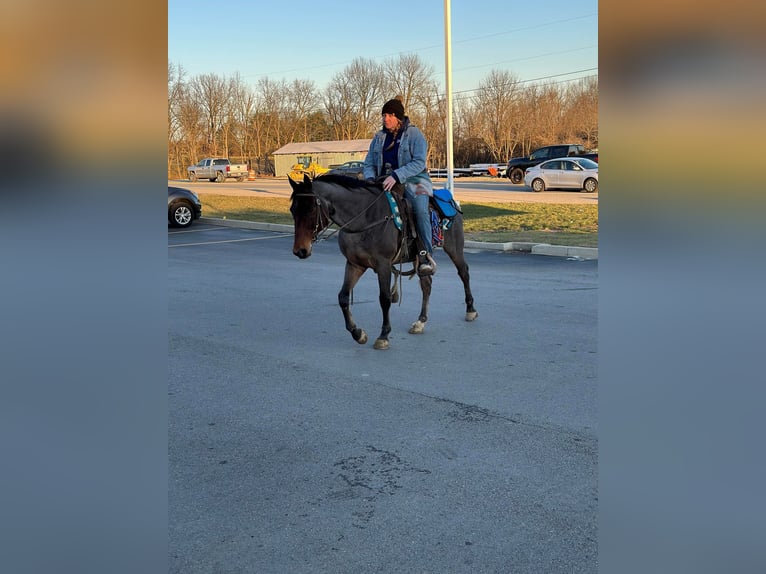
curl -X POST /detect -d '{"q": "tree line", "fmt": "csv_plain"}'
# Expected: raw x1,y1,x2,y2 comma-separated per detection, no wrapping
168,55,598,179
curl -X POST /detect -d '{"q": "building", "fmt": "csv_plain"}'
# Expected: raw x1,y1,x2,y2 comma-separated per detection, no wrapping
272,139,371,177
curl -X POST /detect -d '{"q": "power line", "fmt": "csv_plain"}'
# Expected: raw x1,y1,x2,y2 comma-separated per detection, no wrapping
448,69,598,99
452,46,597,74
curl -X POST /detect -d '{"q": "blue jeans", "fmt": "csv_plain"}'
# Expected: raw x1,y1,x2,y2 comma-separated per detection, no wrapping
404,182,433,254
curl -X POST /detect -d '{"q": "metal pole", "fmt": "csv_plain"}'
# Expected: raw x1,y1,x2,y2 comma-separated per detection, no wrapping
443,0,454,192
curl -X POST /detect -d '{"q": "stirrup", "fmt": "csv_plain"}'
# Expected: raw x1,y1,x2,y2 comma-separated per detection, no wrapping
417,251,436,276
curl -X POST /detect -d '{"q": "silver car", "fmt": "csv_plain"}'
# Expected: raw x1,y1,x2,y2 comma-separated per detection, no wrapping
524,157,598,193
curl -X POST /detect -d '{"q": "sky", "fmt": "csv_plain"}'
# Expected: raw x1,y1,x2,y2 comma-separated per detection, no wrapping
168,0,598,98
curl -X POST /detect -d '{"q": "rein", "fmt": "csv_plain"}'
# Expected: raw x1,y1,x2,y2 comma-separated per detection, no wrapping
294,189,392,242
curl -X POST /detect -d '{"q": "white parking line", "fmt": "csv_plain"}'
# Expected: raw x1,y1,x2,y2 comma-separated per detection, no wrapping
168,229,208,235
169,233,292,248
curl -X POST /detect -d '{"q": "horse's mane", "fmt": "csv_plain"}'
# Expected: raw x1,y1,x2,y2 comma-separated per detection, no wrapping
314,172,381,192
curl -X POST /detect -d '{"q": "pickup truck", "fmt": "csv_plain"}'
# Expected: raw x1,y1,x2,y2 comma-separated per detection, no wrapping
187,158,249,183
505,144,598,184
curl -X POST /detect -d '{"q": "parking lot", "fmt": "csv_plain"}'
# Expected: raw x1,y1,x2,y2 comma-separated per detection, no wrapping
169,223,598,573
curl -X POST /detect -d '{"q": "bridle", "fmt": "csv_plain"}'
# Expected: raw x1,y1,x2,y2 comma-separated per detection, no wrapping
292,193,332,242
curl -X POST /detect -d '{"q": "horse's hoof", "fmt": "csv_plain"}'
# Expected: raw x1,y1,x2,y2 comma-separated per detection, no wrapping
355,330,368,344
373,338,389,350
465,311,478,322
409,320,425,334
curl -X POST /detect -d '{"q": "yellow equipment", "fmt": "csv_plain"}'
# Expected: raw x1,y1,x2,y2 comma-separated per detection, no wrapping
287,157,330,181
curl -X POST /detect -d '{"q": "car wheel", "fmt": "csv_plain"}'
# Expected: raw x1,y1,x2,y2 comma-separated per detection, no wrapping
509,168,524,184
531,178,545,192
237,175,246,182
189,172,197,182
216,171,225,183
583,178,598,192
170,201,194,228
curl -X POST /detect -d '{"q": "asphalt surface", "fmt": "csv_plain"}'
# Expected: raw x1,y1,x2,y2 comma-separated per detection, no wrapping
169,223,598,573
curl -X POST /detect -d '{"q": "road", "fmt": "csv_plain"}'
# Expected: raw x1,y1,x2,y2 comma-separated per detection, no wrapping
168,176,599,205
169,223,597,573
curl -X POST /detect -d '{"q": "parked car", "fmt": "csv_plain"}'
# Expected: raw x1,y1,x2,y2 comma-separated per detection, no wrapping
168,186,202,228
506,144,598,184
328,160,365,179
523,157,599,193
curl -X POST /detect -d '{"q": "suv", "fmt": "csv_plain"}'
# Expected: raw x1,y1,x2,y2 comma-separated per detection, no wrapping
505,144,598,184
168,186,202,228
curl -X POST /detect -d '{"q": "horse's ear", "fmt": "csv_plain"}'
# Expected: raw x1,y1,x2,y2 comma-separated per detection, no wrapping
288,176,298,191
303,174,311,186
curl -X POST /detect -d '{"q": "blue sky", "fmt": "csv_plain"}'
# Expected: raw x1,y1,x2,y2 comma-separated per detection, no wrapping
168,0,598,96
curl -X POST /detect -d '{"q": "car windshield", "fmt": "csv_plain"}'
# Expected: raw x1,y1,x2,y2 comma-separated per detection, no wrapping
574,158,598,169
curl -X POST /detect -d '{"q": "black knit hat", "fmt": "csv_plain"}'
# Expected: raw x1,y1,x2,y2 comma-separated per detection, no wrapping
381,98,405,120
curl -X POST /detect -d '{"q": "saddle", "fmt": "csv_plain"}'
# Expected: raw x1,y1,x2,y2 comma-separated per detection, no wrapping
387,186,441,272
388,184,454,249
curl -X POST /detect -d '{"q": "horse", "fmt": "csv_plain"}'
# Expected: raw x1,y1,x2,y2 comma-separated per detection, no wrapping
289,173,477,350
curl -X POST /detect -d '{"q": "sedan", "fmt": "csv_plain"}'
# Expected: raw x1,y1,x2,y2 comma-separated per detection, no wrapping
328,161,365,179
524,157,599,192
168,186,202,228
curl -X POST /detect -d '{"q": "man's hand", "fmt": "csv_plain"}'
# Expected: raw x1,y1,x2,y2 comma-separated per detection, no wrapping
383,175,397,191
382,175,397,191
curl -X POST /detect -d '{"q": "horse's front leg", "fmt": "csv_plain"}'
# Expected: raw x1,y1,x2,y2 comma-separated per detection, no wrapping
409,274,433,334
373,265,393,350
339,262,368,344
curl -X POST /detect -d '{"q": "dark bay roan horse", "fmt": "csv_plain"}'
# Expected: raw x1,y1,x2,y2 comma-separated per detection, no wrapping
289,173,477,350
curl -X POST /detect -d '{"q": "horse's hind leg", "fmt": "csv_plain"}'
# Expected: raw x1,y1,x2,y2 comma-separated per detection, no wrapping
444,222,478,321
339,262,368,344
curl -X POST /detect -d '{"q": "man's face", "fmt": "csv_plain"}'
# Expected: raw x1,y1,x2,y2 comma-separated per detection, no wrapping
383,113,400,131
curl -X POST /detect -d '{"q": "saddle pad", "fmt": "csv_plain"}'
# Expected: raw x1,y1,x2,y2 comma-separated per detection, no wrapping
384,190,403,230
431,188,461,219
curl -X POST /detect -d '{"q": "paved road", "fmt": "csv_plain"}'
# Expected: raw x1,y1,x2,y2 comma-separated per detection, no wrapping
169,223,597,573
169,176,599,205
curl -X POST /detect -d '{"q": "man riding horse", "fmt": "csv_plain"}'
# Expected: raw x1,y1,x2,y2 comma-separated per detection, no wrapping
363,97,437,276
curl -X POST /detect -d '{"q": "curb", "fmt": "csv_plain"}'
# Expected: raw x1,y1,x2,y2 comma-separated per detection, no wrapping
198,217,598,260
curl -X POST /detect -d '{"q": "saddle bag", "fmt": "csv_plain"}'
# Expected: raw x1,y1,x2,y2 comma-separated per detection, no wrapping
430,188,462,229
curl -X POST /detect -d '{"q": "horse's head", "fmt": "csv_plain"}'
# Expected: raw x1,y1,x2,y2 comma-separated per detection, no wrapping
288,174,329,259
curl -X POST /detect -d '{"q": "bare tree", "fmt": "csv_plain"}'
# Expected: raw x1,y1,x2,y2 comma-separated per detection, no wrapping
167,63,205,177
228,73,257,168
168,61,186,177
324,58,384,140
382,54,435,122
286,79,320,142
255,77,290,154
561,77,598,148
471,70,523,162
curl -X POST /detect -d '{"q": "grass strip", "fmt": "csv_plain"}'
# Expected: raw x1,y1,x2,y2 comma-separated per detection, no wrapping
199,195,598,247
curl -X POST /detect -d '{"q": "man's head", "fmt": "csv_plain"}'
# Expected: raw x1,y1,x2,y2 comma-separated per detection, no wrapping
382,97,405,120
381,97,405,131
